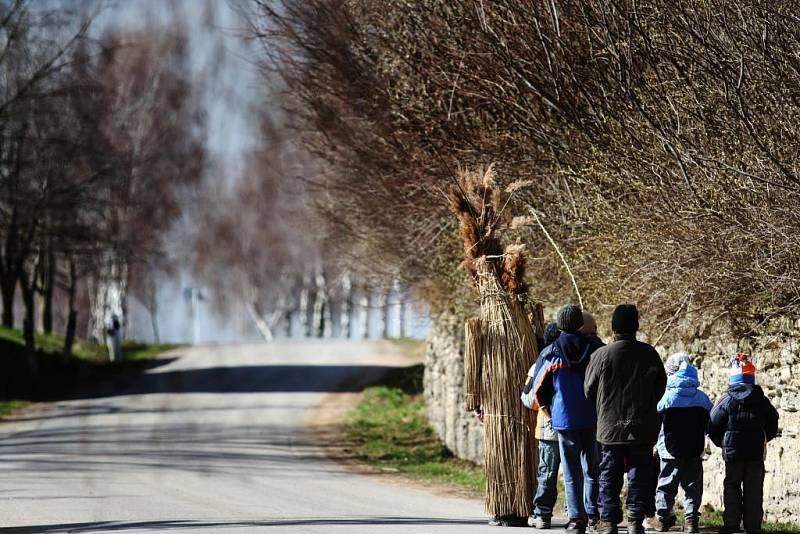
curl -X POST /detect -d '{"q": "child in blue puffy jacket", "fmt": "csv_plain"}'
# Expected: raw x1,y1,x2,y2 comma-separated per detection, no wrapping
654,353,713,534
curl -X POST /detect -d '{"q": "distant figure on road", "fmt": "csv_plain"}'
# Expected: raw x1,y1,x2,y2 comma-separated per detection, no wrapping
106,313,123,362
584,304,666,534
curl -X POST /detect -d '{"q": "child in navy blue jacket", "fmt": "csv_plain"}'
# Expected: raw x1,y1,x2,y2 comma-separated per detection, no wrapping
708,354,779,534
654,354,712,533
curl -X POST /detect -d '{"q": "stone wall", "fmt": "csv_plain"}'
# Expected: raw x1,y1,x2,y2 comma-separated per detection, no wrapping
657,325,800,524
423,312,484,464
423,312,800,524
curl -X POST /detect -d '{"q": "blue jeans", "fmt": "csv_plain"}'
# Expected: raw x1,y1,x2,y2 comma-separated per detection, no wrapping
533,439,561,519
656,457,703,520
598,443,654,523
557,429,599,519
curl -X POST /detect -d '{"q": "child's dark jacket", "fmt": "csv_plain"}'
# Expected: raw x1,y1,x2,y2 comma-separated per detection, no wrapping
708,383,779,462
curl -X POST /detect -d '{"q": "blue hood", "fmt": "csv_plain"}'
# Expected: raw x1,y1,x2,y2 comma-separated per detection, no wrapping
667,364,700,392
554,332,595,368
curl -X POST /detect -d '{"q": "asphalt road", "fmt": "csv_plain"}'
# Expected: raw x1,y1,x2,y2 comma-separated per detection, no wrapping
0,340,548,533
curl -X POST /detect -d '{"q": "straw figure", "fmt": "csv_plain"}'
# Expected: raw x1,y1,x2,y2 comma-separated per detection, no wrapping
451,165,540,525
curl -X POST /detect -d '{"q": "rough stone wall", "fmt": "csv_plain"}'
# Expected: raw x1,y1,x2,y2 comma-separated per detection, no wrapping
423,312,484,464
658,326,800,524
423,312,800,524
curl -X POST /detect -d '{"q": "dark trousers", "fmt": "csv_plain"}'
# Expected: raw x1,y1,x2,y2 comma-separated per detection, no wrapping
598,443,654,523
723,460,765,532
646,450,659,518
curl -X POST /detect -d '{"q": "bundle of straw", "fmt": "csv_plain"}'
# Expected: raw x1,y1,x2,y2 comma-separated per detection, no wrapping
476,257,537,517
450,165,539,518
464,317,483,412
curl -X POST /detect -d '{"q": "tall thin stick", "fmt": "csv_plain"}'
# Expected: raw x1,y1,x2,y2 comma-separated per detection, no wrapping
528,206,584,309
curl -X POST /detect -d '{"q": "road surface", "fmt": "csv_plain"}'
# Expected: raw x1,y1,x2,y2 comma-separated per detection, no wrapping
0,340,547,533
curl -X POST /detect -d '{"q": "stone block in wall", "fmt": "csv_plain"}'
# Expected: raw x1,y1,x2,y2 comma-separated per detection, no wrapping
423,312,484,465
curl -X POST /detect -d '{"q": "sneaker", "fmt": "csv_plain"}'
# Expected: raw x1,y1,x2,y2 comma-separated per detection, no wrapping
654,516,676,532
644,517,658,531
566,518,588,534
588,516,600,532
489,516,503,527
529,516,552,529
684,517,699,534
594,520,619,534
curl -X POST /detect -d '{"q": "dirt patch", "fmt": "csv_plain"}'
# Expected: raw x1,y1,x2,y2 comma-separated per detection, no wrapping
303,389,483,501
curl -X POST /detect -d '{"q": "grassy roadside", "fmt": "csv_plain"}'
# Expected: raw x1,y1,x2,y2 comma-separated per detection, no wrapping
0,326,177,419
698,506,800,533
344,362,485,494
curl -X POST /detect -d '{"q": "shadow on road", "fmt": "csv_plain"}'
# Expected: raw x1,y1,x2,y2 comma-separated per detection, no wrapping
66,364,401,399
0,517,488,533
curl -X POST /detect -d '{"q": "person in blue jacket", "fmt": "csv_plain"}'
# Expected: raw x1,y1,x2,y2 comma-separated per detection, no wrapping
533,304,604,534
522,322,562,529
708,353,779,534
653,353,713,533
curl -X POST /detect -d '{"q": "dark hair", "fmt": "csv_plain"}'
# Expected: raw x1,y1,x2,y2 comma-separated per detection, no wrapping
543,322,561,347
611,304,639,334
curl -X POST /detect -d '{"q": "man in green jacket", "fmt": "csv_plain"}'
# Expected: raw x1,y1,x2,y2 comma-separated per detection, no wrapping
584,304,667,534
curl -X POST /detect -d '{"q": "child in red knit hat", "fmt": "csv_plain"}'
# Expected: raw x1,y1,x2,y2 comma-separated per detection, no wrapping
708,353,779,534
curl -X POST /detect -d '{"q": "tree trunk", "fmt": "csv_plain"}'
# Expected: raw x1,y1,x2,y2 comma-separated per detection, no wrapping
399,297,408,338
63,309,77,363
312,269,329,338
378,292,389,338
1,273,15,328
40,248,55,334
360,292,369,339
340,272,352,338
20,277,38,379
299,274,310,337
247,301,274,341
149,306,160,344
62,260,78,363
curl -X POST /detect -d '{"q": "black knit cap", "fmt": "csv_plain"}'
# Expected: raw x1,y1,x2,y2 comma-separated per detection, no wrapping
556,304,584,333
612,304,639,334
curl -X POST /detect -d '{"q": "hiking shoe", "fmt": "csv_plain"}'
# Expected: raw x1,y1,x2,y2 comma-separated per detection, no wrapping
628,518,645,534
489,515,528,527
654,516,676,532
566,518,587,534
684,517,699,534
503,516,529,527
594,520,618,534
529,516,552,529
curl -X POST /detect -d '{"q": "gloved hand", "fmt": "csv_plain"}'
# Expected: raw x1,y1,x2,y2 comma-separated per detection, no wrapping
472,407,484,424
